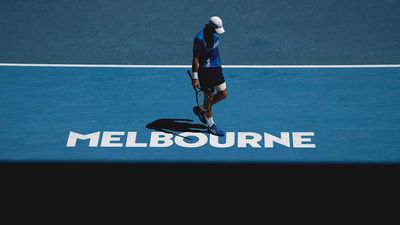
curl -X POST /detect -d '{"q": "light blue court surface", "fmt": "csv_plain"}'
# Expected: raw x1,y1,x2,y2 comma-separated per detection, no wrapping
0,66,399,163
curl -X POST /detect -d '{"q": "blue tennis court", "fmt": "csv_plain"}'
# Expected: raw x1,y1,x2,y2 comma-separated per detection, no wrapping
0,0,399,163
1,66,399,163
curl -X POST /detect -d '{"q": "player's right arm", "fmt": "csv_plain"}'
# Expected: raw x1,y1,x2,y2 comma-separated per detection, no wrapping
191,56,200,88
191,37,200,88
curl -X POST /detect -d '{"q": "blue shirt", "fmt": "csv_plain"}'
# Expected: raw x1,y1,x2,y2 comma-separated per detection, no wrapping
193,29,221,68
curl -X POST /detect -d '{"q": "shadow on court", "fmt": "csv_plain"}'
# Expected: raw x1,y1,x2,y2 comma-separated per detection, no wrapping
146,119,209,140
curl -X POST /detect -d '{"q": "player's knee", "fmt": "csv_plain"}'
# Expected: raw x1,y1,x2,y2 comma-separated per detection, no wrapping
220,89,227,99
206,93,214,102
204,97,212,106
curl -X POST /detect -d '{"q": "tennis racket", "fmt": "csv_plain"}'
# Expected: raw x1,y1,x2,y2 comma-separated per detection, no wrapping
187,70,203,108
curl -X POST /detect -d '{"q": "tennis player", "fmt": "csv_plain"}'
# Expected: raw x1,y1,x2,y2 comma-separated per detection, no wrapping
191,16,227,137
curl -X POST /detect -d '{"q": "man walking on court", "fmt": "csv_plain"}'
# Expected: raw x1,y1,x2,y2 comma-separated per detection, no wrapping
191,16,227,137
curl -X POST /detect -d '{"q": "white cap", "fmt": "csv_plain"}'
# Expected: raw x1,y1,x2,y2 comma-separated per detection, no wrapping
209,16,225,34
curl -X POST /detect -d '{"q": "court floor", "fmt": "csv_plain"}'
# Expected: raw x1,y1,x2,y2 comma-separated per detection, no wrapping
0,66,399,163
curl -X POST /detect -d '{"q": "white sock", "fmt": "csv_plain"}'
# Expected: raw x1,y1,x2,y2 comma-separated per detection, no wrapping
206,117,214,127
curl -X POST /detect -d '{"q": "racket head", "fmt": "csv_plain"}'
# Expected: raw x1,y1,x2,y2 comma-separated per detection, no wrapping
195,87,203,108
187,70,203,107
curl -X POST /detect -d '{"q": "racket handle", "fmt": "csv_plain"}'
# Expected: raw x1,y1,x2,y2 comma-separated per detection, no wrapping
187,70,193,80
187,70,201,90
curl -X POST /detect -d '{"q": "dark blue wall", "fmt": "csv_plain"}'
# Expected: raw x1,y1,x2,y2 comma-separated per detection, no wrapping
0,0,399,64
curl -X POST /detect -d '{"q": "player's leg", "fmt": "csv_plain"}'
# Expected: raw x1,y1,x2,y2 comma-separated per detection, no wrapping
203,89,213,118
211,82,227,105
203,67,226,136
209,66,227,106
202,89,213,112
193,67,225,136
202,87,225,137
202,90,218,134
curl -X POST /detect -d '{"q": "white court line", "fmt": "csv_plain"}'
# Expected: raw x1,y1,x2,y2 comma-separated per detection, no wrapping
0,63,399,68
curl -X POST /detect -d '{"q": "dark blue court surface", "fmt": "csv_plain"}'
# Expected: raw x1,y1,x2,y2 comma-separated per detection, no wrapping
1,66,399,163
0,0,399,65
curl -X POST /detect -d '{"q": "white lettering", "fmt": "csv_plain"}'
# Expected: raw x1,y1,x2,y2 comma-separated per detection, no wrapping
264,132,291,148
238,132,262,148
126,132,148,147
66,131,316,149
175,132,208,148
210,132,235,148
292,132,315,148
66,131,100,147
101,131,125,147
150,132,174,147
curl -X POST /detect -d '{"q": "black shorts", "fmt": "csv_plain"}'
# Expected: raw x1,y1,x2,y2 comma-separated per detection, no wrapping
198,66,225,92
